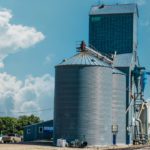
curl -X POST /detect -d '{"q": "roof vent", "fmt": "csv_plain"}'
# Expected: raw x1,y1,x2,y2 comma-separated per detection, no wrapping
62,59,67,62
91,59,95,62
99,4,104,9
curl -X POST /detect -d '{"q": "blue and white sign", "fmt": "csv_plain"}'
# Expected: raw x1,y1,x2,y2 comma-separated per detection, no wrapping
44,127,53,132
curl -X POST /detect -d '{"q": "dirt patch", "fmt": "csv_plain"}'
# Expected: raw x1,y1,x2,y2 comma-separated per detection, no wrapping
0,144,149,150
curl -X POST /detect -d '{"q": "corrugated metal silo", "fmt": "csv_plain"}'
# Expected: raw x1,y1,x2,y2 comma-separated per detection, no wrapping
112,68,126,144
54,52,113,146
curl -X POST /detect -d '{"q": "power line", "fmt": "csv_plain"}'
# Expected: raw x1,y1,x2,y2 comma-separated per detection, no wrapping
16,108,53,114
0,107,53,115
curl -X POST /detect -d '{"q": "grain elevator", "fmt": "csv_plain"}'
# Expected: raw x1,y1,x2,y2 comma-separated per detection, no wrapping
53,3,148,146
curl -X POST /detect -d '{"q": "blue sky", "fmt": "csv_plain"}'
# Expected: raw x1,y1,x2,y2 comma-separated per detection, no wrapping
0,0,149,120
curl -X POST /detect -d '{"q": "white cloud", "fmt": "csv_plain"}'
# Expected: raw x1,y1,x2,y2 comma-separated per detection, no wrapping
0,73,54,120
0,9,12,26
0,9,45,68
44,54,54,65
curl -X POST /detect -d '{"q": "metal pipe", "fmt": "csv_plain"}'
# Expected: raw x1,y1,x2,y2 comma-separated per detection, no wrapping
135,118,143,135
84,46,113,64
137,103,145,119
77,41,113,64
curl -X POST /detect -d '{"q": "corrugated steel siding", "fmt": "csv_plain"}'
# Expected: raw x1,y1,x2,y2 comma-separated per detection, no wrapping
24,120,53,142
112,69,126,144
116,67,131,144
113,53,133,67
54,65,112,146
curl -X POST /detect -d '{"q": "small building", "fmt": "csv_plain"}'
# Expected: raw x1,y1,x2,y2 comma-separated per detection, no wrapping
23,120,53,142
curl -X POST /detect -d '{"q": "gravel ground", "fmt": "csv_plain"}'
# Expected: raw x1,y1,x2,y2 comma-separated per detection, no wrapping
0,144,150,150
0,144,57,150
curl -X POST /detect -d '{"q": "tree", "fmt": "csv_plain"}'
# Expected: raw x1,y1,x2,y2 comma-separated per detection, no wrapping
0,117,17,135
17,115,40,132
0,114,41,135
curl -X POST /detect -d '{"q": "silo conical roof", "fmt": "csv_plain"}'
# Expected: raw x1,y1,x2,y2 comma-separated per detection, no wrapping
57,52,111,67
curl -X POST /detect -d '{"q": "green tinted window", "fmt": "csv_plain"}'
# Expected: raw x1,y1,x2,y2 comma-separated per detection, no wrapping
89,14,134,54
91,16,101,22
